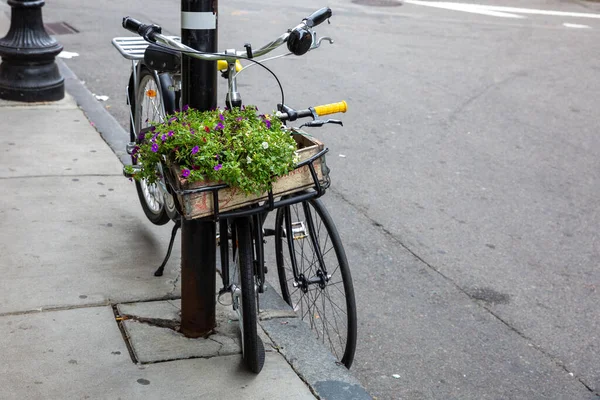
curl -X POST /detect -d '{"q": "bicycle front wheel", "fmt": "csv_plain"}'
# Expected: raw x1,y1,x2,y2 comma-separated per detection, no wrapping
232,217,265,373
275,199,357,368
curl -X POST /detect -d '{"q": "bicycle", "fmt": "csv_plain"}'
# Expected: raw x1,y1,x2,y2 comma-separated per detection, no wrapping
113,7,357,373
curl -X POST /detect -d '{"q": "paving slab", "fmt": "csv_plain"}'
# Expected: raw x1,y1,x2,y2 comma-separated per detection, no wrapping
0,306,316,399
0,94,182,315
0,96,122,178
117,299,274,364
0,175,182,314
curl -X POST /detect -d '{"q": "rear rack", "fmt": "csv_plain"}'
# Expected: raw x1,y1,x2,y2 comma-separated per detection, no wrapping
112,36,180,60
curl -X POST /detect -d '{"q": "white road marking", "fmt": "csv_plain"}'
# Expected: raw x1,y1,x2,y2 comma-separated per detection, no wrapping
563,22,591,29
405,1,523,18
404,1,600,20
475,5,600,19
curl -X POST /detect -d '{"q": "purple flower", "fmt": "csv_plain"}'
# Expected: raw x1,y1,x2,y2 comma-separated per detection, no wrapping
264,119,271,129
181,169,191,178
168,116,177,124
150,126,156,132
168,130,174,137
215,154,219,159
151,143,159,152
214,164,222,171
138,132,146,141
236,117,243,122
215,122,224,131
183,104,189,112
161,134,167,141
190,128,195,135
132,146,139,155
191,146,199,155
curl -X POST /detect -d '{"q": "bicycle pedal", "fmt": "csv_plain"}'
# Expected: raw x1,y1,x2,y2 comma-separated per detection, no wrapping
291,221,307,240
263,228,276,237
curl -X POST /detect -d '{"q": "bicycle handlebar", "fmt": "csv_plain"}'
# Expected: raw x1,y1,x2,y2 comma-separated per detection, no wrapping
277,101,347,122
122,7,332,61
303,7,332,28
122,17,162,42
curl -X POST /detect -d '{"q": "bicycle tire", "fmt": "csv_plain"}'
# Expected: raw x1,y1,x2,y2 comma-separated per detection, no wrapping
131,68,170,225
232,217,265,373
275,198,357,368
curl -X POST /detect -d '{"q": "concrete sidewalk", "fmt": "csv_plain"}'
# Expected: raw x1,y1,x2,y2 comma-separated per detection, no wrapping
0,7,370,400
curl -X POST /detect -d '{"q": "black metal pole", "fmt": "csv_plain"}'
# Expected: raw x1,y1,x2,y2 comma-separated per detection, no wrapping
179,0,218,338
0,0,64,102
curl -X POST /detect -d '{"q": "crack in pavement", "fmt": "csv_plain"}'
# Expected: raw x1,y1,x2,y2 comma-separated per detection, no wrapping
167,270,181,297
0,302,110,317
120,314,180,331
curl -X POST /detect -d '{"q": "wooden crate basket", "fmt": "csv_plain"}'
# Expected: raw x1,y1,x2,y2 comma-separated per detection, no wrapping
167,134,329,220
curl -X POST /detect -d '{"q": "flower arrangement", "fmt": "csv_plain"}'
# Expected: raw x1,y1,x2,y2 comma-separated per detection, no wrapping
126,105,299,195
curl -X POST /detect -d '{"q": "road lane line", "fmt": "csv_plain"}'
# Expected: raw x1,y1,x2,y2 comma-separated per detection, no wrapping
405,1,524,18
479,5,600,19
563,22,592,29
405,1,600,19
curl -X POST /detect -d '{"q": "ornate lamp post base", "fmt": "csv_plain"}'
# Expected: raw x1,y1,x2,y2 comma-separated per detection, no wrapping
0,0,64,102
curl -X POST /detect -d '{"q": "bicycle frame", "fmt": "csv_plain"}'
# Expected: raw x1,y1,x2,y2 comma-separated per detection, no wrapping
114,10,336,296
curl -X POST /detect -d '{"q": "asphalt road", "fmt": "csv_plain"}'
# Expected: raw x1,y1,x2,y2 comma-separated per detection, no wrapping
19,0,600,398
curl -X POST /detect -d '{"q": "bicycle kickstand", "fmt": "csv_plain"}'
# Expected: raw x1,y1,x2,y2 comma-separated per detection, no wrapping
154,218,182,277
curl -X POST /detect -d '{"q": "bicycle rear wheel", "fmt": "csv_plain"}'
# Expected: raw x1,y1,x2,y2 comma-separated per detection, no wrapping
275,198,357,368
130,68,171,225
231,217,265,373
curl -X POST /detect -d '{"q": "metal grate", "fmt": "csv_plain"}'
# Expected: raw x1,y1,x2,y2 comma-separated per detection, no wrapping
44,22,79,35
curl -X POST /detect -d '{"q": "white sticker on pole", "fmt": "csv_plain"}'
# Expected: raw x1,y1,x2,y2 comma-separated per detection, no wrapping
181,12,216,30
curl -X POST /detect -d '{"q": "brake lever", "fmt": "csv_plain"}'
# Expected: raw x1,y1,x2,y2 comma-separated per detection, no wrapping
299,119,343,129
310,32,334,50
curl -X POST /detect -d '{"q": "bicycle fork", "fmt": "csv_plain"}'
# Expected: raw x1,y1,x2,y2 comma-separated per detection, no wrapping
283,203,330,291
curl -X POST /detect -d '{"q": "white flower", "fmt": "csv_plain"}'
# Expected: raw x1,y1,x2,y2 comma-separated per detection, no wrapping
246,156,252,164
261,141,269,149
293,151,301,164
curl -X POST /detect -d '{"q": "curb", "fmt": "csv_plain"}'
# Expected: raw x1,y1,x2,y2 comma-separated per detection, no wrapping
58,59,373,400
259,285,372,400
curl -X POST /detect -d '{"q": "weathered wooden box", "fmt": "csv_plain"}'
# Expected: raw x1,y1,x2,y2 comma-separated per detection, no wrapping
169,134,328,220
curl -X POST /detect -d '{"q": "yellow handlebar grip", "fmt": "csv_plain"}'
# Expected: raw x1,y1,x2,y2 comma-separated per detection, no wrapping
314,101,348,116
217,60,243,72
